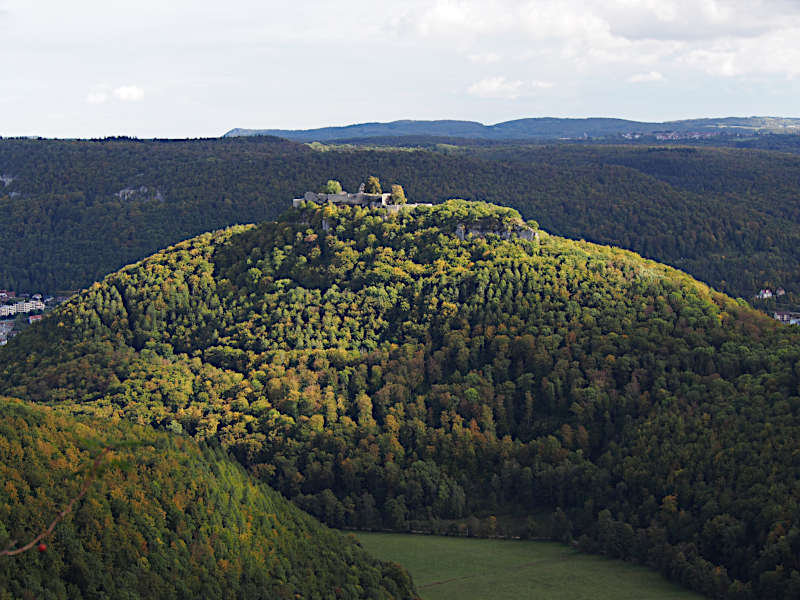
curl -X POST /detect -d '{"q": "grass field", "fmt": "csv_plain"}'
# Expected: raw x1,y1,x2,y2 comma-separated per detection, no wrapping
354,533,704,600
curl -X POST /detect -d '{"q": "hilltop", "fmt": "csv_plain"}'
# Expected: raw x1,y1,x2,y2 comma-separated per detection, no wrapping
224,116,800,142
2,200,799,598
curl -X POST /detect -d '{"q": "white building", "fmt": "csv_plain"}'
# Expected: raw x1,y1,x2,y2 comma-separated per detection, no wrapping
774,311,800,325
0,300,45,317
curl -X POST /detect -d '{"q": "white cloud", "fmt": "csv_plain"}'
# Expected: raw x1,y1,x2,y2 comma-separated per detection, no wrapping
414,0,513,37
399,0,800,79
682,25,800,78
612,0,678,22
113,85,145,102
86,91,108,104
468,52,502,64
467,76,553,99
603,0,800,41
684,48,740,77
85,84,145,105
468,76,524,99
518,3,614,43
628,70,664,82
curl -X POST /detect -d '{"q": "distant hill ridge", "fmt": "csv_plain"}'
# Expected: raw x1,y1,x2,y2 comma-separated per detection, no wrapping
225,116,800,141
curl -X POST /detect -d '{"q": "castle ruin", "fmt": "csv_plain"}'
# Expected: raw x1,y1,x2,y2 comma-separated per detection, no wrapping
293,183,431,213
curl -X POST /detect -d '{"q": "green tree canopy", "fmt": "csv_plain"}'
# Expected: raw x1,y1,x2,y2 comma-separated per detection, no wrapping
364,176,382,194
390,184,407,204
322,179,343,194
0,397,416,599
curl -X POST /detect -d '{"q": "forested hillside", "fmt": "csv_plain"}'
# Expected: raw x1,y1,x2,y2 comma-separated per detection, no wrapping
3,201,799,598
0,397,415,599
4,138,800,303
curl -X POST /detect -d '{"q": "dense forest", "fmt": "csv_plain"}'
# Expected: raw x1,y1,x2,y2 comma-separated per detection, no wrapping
3,201,799,598
306,132,800,154
4,138,800,305
0,396,415,599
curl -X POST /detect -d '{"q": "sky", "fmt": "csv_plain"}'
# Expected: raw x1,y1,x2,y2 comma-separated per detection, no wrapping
2,0,800,138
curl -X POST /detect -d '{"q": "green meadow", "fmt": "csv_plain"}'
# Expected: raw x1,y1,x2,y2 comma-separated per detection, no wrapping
354,533,704,600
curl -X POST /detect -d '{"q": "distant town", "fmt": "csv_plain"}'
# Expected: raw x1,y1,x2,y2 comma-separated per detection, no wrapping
0,289,70,345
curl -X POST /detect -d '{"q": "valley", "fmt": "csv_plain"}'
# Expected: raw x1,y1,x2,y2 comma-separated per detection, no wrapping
355,532,703,600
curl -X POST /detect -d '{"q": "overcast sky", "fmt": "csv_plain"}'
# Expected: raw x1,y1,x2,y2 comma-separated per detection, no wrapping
2,0,800,138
